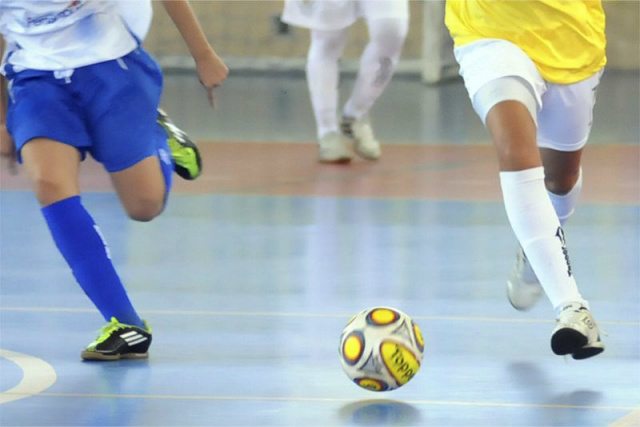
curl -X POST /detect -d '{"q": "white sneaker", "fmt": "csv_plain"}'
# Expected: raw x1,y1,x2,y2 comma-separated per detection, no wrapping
551,302,605,360
317,132,353,164
341,116,381,160
507,247,543,311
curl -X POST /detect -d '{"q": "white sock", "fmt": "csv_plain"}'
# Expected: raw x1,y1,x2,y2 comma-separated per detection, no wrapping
307,28,349,139
500,167,587,310
342,17,408,119
548,168,583,226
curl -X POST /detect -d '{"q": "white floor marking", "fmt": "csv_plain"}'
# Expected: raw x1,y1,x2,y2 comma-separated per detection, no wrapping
0,349,57,405
0,306,637,326
609,409,640,427
27,392,639,411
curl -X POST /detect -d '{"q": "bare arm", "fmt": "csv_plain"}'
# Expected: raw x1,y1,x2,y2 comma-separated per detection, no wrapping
0,35,17,173
161,0,228,107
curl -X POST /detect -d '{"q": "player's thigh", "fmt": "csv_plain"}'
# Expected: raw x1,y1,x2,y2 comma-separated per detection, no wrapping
84,49,164,175
537,69,603,153
5,69,87,206
5,68,92,164
536,71,601,193
80,49,166,219
454,39,547,125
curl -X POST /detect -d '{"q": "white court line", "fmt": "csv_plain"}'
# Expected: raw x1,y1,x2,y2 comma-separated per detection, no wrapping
0,349,57,405
0,306,638,326
609,409,640,427
26,391,639,412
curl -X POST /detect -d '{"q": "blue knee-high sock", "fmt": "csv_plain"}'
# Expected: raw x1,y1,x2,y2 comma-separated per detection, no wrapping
155,122,173,203
41,196,144,327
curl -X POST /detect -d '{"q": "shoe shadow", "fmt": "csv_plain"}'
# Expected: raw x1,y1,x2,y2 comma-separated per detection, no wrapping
337,399,422,426
84,361,152,425
508,361,603,425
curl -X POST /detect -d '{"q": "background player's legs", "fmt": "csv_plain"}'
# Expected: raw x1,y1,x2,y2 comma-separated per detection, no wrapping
21,139,145,328
342,17,408,121
307,28,349,139
338,1,408,160
307,28,353,163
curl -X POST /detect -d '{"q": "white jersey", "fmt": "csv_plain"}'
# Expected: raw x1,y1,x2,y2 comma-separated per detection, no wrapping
0,0,138,72
116,0,152,41
282,0,409,31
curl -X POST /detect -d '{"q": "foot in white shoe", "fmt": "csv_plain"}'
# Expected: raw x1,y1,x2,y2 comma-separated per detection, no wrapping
507,246,543,311
318,132,353,164
341,116,381,160
551,302,605,360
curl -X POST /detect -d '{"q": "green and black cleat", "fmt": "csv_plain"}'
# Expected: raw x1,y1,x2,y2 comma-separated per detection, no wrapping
81,317,152,361
157,108,202,180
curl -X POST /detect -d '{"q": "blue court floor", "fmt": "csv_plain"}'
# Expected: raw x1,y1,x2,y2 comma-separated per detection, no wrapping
1,71,639,427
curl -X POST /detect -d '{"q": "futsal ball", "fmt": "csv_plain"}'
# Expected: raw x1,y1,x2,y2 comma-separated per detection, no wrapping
339,307,425,392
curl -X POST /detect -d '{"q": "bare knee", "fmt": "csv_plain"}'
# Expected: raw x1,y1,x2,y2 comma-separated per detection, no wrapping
544,169,580,195
540,149,582,195
31,177,78,207
123,198,164,222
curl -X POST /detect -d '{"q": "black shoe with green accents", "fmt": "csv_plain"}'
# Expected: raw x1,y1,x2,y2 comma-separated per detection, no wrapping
81,317,152,361
157,108,202,180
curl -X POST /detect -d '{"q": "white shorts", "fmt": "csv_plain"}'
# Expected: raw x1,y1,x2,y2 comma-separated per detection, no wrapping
282,0,409,31
455,39,604,152
116,0,153,41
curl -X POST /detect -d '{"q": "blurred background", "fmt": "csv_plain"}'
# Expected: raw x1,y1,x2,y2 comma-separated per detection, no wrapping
144,0,640,82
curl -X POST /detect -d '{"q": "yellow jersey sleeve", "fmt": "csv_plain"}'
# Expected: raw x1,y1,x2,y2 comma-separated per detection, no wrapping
445,0,607,84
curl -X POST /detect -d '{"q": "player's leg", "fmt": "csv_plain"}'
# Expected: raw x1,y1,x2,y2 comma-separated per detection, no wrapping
538,70,602,222
534,71,605,359
456,39,603,358
74,50,175,360
21,139,143,323
307,27,353,163
506,72,600,310
9,85,149,362
340,0,409,160
6,67,148,339
110,155,170,222
85,48,174,223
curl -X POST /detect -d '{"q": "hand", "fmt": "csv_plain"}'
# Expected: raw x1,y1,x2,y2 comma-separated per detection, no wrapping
194,48,229,109
0,123,17,175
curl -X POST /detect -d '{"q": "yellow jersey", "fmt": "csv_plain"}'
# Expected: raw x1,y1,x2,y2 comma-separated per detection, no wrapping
445,0,607,84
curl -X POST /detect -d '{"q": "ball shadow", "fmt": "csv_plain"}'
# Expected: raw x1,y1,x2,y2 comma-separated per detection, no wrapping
338,399,422,426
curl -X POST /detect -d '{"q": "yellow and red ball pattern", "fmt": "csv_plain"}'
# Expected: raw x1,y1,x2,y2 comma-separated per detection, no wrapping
365,308,399,326
342,331,365,365
354,378,390,392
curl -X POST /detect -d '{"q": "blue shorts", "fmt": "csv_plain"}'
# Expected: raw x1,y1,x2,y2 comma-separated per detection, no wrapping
4,47,165,172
